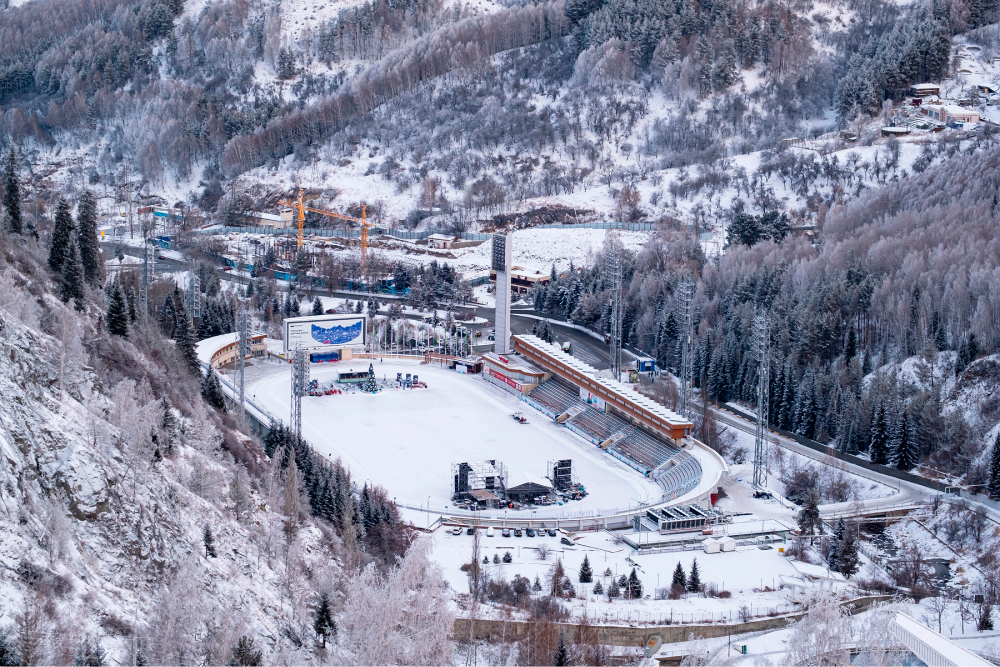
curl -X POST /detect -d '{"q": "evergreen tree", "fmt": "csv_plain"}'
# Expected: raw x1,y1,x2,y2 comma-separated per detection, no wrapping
49,197,75,274
312,297,324,315
552,631,569,666
592,580,603,595
579,554,593,583
870,402,889,465
107,282,129,338
607,577,620,599
202,368,227,411
202,524,217,557
160,397,177,456
77,190,103,287
798,491,821,544
502,551,512,563
313,592,336,648
549,559,567,597
687,559,701,592
226,636,262,666
2,147,22,235
627,568,643,599
61,236,87,311
988,432,1000,501
73,637,106,666
174,299,200,373
533,575,542,591
834,520,860,578
672,561,686,589
361,363,379,393
893,411,918,471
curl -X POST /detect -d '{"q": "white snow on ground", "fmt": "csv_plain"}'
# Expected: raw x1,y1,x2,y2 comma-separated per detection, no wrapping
451,228,649,277
432,526,814,623
246,359,665,512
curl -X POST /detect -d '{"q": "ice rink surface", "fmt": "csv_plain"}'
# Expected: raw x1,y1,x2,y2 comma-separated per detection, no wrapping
247,360,664,513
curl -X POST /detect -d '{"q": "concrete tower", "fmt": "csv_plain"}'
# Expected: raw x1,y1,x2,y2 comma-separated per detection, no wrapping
492,232,512,354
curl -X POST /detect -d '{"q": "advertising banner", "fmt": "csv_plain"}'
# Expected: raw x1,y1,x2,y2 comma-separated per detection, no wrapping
284,314,366,354
579,387,606,412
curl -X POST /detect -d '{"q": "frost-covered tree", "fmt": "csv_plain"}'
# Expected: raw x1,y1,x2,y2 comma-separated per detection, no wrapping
786,594,852,665
227,636,262,666
201,368,226,411
311,297,324,315
337,538,454,665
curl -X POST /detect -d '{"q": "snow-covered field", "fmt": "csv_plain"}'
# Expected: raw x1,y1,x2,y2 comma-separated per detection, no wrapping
246,359,665,513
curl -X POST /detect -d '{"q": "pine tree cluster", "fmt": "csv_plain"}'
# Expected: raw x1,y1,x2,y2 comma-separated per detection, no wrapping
262,424,406,561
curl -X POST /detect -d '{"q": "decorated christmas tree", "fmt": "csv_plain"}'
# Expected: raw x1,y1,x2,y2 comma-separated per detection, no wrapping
361,363,379,393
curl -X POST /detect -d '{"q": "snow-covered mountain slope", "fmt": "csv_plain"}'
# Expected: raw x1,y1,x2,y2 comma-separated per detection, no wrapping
0,251,452,664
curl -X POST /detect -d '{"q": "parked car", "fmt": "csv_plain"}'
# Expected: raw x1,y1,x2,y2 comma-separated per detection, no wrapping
547,528,557,537
514,528,523,537
526,528,535,537
486,527,495,537
561,537,573,546
502,528,511,538
452,527,462,536
466,527,475,535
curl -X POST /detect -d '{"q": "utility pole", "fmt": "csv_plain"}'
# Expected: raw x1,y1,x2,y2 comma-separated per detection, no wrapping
607,237,624,380
752,311,771,493
678,277,694,417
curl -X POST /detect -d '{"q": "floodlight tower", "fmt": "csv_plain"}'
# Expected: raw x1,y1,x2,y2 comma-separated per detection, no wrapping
290,346,309,440
492,232,512,354
142,241,155,324
236,308,249,421
606,239,624,380
752,311,771,492
186,274,201,320
678,277,695,417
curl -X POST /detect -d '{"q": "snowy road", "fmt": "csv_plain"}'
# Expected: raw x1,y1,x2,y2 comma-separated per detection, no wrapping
247,360,665,514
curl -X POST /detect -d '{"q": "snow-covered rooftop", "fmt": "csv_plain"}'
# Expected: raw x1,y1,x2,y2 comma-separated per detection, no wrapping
515,335,692,428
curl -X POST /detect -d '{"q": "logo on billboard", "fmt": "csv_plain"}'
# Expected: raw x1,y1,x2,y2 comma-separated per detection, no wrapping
311,320,363,346
497,355,510,365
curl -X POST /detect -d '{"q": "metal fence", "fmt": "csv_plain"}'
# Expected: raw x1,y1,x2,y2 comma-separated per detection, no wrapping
193,223,656,240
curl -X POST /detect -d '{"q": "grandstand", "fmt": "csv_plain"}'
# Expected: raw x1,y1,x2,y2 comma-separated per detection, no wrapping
527,375,581,416
523,374,703,500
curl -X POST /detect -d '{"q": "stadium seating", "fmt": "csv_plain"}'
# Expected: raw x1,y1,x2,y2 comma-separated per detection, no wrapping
654,452,703,498
529,376,581,414
527,374,702,498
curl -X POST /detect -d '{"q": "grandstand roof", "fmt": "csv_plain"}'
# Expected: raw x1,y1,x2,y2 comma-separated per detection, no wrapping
513,335,693,439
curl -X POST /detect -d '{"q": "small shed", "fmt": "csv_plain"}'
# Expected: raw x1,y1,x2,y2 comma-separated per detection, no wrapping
635,356,656,373
719,536,736,552
910,83,941,97
702,538,721,554
428,233,456,249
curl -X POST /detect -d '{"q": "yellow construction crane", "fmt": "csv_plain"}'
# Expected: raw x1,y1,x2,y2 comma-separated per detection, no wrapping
278,188,371,273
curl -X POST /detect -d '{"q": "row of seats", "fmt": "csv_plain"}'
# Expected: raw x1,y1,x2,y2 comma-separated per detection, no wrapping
614,427,681,469
569,406,628,441
529,374,701,498
529,376,581,413
655,452,702,498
